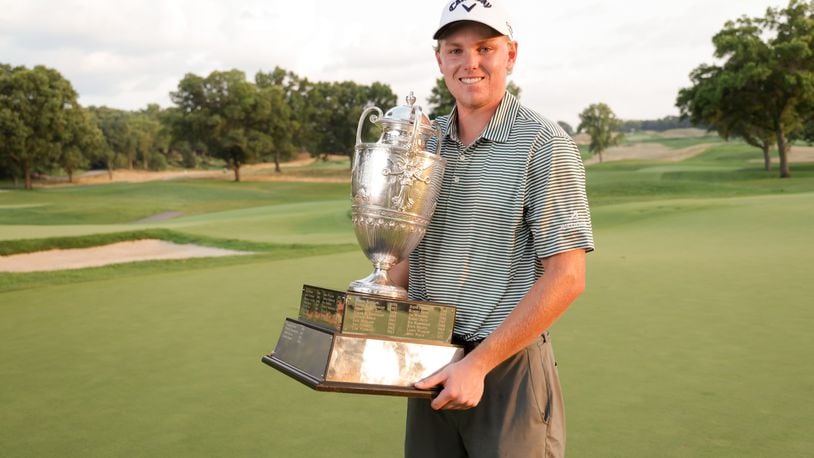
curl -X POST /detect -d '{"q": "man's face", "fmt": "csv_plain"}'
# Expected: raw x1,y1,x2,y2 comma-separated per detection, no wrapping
435,22,518,114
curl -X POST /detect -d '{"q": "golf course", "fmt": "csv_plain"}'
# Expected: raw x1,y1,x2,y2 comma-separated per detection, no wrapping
1,132,812,457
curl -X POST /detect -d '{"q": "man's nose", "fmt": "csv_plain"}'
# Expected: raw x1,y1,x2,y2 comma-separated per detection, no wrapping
463,50,480,69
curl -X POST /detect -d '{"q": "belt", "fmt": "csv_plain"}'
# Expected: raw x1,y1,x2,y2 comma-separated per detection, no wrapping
451,335,483,354
451,332,550,355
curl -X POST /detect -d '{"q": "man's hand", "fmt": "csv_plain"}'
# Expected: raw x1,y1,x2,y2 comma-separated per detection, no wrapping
414,357,488,410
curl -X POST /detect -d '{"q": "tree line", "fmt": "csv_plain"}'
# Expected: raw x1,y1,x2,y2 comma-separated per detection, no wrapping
4,1,813,188
0,65,398,188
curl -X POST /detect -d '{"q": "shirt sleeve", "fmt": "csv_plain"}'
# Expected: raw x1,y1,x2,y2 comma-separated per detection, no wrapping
525,134,595,259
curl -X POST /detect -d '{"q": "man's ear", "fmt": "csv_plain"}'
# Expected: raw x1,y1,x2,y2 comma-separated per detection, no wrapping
507,40,518,74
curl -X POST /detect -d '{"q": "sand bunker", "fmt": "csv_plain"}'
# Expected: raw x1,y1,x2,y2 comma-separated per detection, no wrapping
0,239,253,273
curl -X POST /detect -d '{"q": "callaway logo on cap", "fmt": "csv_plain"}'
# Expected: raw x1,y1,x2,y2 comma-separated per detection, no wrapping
433,0,514,40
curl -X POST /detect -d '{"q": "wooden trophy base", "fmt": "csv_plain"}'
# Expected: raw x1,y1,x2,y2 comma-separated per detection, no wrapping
262,286,463,398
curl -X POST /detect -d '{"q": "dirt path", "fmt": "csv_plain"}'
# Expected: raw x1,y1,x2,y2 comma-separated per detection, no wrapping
750,146,814,163
583,143,716,165
66,161,312,185
0,240,253,273
582,141,814,165
39,154,351,187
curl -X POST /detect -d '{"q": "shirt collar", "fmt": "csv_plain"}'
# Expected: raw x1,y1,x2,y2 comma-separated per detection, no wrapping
443,91,520,144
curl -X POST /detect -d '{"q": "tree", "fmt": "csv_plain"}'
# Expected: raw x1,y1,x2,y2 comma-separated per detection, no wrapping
426,77,521,118
506,81,522,100
620,116,694,133
800,118,814,143
171,70,245,181
88,106,134,178
0,64,81,189
255,68,300,171
298,79,396,160
253,83,294,172
427,77,456,119
257,68,396,161
0,64,24,185
557,121,575,136
60,107,105,183
577,103,622,163
128,113,163,171
171,69,293,181
677,0,814,178
139,104,172,170
677,62,776,171
764,0,814,177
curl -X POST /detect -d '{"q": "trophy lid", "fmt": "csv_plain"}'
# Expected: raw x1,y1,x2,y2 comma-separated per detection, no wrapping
380,91,433,134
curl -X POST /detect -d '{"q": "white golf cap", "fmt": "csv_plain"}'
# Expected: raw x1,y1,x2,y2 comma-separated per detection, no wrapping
433,1,514,40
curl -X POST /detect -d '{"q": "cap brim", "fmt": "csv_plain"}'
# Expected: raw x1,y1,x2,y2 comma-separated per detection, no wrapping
433,20,505,40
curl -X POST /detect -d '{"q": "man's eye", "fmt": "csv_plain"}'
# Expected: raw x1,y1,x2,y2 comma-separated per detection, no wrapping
479,47,492,53
449,49,462,55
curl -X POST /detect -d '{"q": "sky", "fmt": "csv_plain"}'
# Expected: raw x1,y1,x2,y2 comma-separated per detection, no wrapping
0,0,782,126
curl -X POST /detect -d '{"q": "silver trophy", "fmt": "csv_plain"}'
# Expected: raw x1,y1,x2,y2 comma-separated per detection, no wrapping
262,93,462,398
348,92,445,300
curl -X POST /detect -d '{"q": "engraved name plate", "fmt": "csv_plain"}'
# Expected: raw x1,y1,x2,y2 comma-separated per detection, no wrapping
298,285,345,330
343,295,455,343
298,285,455,342
272,319,334,380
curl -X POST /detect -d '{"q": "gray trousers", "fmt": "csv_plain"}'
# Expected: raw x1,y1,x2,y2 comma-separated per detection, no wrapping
404,334,565,458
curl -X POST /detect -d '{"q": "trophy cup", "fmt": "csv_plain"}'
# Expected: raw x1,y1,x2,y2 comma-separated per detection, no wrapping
262,93,463,397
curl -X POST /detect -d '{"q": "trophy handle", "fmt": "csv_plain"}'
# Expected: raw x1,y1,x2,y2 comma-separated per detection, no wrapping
356,106,383,146
408,104,424,152
431,120,443,155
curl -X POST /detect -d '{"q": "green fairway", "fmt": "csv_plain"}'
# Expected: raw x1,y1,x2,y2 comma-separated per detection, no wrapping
160,200,355,245
0,180,348,226
1,139,813,457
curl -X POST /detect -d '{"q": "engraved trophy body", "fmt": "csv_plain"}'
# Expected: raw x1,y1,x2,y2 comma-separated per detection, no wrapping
262,93,462,398
349,92,445,300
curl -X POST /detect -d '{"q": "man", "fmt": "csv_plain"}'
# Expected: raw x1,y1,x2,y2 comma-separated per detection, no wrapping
390,1,594,457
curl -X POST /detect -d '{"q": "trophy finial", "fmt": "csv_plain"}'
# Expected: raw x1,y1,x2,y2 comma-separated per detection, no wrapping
406,91,416,106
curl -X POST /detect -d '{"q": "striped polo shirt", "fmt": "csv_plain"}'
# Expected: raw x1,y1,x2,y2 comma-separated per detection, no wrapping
408,92,594,341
